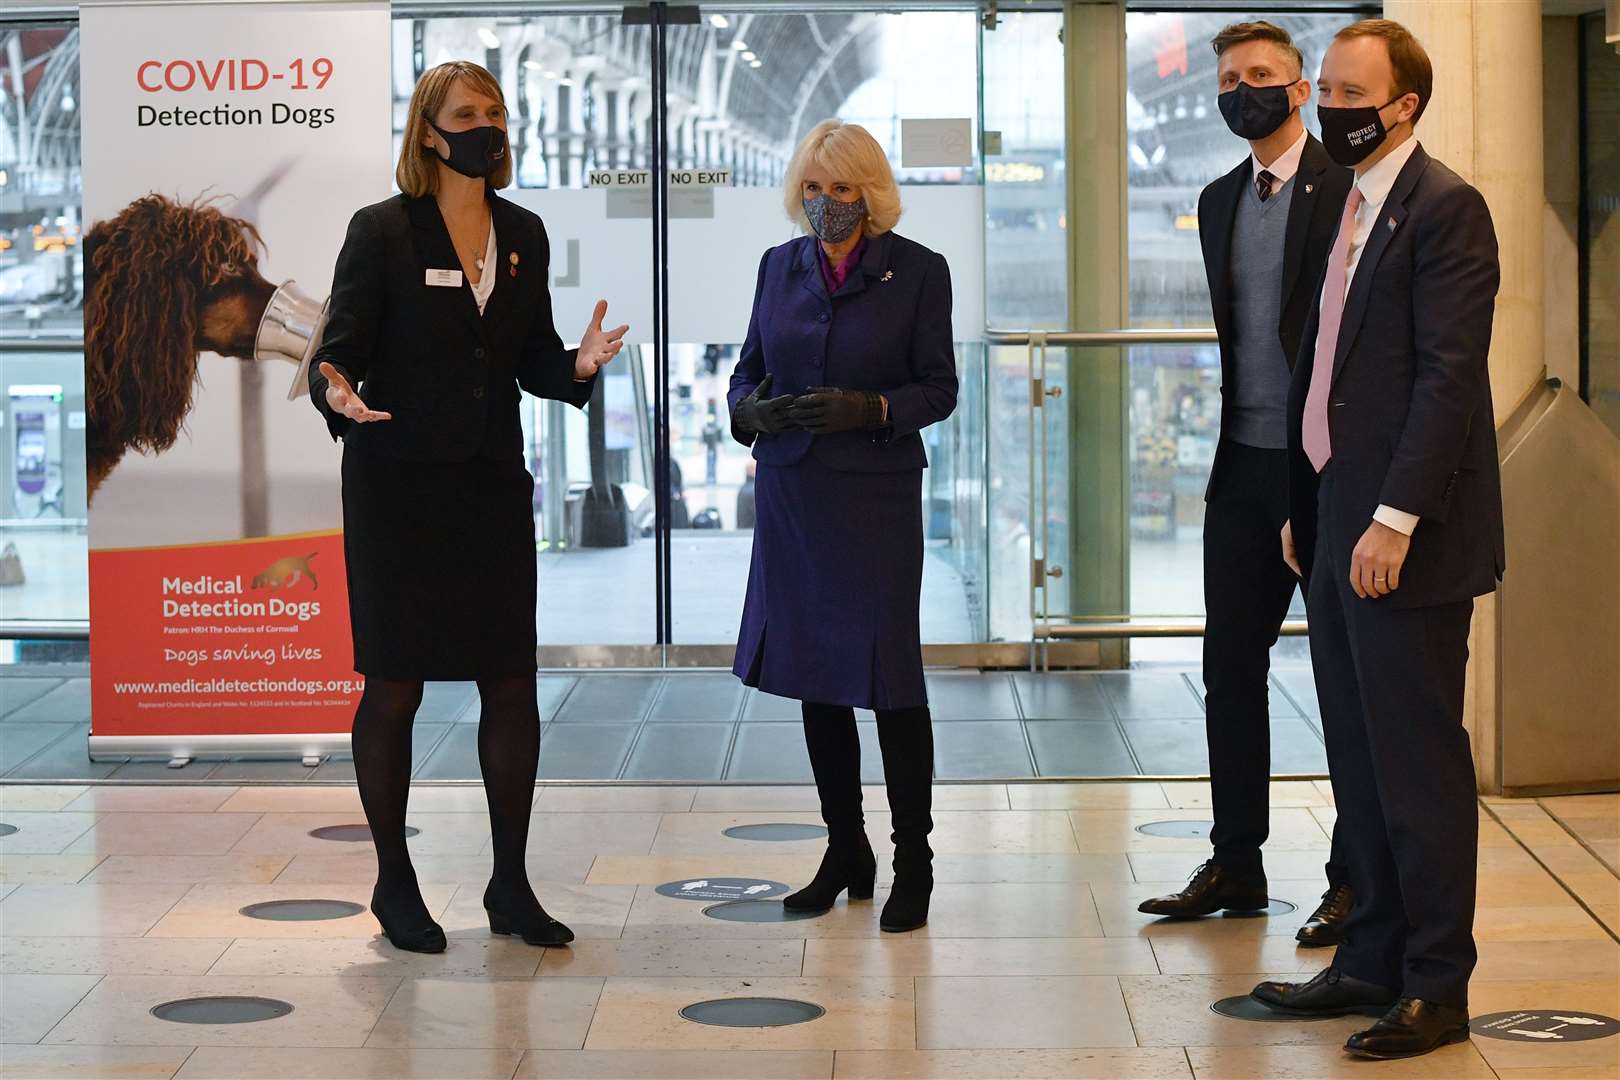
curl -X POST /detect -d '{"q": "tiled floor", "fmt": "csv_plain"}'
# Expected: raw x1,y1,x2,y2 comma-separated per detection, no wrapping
0,780,1614,1078
0,668,1328,783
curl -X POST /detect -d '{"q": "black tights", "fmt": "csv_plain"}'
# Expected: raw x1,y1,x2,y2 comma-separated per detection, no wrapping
353,674,542,913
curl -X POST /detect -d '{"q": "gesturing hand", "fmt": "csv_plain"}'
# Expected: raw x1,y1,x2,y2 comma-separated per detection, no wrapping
576,300,629,380
319,362,391,423
1281,519,1301,578
731,374,799,436
788,386,885,434
1349,520,1411,600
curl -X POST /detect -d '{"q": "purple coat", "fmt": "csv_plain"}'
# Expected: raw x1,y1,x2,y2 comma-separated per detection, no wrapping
729,230,958,709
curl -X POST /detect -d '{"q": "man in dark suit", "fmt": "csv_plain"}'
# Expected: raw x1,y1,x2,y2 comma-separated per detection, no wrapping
1139,21,1354,949
1251,20,1503,1061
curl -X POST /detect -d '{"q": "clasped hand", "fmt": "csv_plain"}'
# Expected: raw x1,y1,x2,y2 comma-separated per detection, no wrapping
733,376,884,436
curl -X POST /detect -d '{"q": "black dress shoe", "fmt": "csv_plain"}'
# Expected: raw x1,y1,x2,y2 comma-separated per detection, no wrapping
1346,998,1471,1059
484,882,574,946
370,883,447,954
1251,967,1398,1016
1296,883,1352,947
1137,861,1268,918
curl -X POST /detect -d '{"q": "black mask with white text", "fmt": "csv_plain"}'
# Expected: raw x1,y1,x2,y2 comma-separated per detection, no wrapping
1317,98,1404,167
430,121,507,179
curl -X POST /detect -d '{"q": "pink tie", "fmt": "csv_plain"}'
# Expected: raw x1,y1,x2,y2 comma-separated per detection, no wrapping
1303,187,1365,472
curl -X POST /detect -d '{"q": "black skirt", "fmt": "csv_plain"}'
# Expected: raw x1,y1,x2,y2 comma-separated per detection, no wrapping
341,445,537,680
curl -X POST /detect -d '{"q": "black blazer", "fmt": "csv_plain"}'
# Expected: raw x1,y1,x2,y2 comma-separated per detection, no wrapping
1198,132,1353,493
308,192,594,461
1286,144,1505,609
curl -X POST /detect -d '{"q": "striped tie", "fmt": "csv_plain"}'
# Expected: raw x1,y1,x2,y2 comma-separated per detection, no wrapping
1256,169,1278,202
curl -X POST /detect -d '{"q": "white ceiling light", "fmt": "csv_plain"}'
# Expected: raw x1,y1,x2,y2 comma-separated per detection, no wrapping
732,39,748,51
741,51,756,62
709,14,729,30
749,59,762,69
522,60,542,71
477,27,500,50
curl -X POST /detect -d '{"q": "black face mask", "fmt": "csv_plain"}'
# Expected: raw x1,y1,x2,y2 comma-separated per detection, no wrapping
1317,97,1403,167
1218,80,1298,141
430,121,507,179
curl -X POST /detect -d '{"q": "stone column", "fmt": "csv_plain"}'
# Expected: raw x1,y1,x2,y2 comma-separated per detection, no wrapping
1382,1,1548,791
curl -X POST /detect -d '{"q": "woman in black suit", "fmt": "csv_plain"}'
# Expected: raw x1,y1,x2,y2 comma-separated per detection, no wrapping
309,61,626,953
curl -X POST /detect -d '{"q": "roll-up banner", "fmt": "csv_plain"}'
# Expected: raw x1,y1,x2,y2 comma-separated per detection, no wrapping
81,1,390,761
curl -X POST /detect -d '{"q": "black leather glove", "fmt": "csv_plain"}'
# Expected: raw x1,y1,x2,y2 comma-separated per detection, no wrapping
731,374,799,439
787,386,886,434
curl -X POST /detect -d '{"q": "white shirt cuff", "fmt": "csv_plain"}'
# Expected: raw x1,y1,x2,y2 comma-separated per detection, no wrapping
1373,505,1420,536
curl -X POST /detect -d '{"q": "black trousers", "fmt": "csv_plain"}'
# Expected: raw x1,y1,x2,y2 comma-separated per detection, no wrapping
1309,467,1478,1007
1203,442,1345,883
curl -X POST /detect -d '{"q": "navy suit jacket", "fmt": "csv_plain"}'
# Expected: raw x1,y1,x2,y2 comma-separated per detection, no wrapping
1286,144,1506,609
727,230,958,472
1198,133,1353,494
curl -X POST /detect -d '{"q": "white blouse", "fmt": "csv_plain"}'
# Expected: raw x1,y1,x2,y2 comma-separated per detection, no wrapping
470,219,497,315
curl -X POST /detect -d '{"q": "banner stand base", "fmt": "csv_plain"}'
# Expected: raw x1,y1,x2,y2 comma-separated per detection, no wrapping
89,733,352,764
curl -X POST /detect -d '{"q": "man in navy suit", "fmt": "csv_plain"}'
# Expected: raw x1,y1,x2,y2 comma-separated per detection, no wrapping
1138,21,1354,948
1251,20,1503,1061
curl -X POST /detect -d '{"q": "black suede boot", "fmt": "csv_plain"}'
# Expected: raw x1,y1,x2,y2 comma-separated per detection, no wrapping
784,703,876,912
876,705,934,932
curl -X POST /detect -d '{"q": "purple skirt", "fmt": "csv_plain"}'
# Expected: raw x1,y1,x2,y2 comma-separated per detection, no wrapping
733,453,927,710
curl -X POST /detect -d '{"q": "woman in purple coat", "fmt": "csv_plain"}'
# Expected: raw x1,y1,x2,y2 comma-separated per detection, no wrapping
728,120,958,931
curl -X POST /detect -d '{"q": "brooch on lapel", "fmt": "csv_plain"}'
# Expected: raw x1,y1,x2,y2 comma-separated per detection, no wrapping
1386,217,1398,231
881,270,894,282
509,251,520,278
1305,183,1314,194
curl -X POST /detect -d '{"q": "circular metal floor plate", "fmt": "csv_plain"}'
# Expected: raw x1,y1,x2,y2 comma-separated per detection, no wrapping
309,824,420,842
721,823,828,842
1223,899,1298,918
151,996,294,1025
0,823,18,837
1210,995,1336,1022
680,996,826,1028
1134,819,1215,839
656,878,791,902
702,900,825,923
240,899,366,922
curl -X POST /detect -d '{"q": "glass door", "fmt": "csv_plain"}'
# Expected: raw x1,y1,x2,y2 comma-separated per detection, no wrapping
393,4,992,666
662,6,990,651
394,10,662,658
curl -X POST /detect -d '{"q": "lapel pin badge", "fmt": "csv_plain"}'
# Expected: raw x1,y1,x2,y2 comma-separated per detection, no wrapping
509,251,520,277
1387,217,1398,231
881,270,894,282
1305,183,1314,194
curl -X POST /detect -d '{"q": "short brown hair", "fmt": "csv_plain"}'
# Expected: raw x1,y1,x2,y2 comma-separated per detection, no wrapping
1210,21,1304,80
1334,19,1433,125
396,61,512,196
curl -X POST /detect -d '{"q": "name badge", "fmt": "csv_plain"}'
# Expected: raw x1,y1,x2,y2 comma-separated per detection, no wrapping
425,268,464,288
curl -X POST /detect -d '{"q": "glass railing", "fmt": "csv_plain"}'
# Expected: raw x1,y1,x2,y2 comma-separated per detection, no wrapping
984,328,1309,665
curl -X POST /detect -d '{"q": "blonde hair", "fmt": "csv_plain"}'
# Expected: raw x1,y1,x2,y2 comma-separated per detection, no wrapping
396,61,512,196
782,120,902,235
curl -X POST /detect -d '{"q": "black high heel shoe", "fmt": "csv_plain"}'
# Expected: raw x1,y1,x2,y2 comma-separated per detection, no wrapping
484,882,575,946
370,883,447,954
783,837,878,912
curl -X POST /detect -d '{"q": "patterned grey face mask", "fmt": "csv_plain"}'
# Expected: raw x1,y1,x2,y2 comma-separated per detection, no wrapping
802,194,868,243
